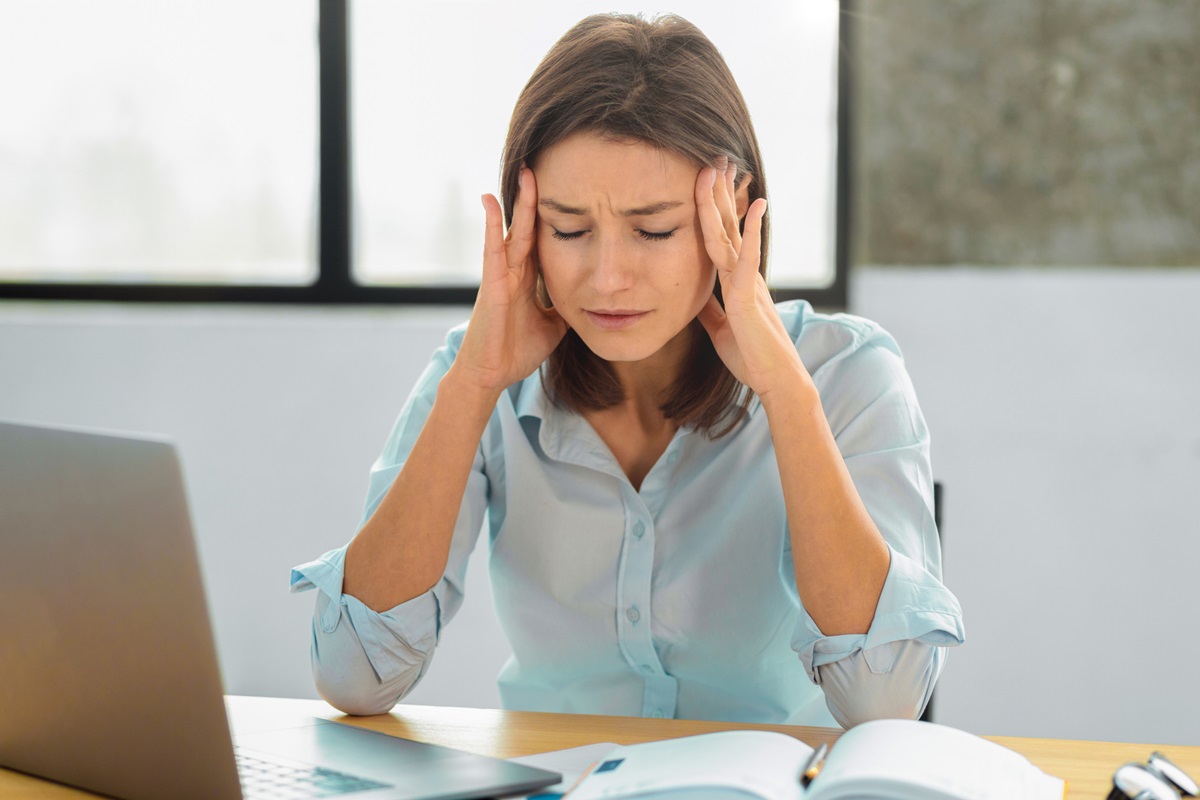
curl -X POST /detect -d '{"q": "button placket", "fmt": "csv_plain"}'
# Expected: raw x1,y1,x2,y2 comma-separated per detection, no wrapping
616,489,675,718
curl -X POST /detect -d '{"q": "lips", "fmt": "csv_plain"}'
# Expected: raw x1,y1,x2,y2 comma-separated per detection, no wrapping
584,309,650,330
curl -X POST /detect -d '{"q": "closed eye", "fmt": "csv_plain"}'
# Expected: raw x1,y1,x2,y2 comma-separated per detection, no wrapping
637,228,677,242
550,227,678,242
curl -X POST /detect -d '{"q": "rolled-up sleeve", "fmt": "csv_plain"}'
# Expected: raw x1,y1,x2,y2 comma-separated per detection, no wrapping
794,545,965,680
290,323,489,715
796,545,963,726
787,311,965,726
290,548,441,714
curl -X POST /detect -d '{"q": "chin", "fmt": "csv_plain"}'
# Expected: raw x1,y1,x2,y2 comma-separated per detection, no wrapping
570,328,667,364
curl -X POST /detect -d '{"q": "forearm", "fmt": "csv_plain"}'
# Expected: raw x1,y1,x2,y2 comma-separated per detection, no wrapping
344,366,500,612
760,373,891,635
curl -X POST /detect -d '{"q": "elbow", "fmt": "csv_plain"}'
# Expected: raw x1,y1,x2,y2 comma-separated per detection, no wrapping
820,641,942,729
828,685,929,729
308,600,421,716
315,675,402,717
311,644,416,716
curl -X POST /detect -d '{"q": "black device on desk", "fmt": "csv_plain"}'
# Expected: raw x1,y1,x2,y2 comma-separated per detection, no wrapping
0,420,560,800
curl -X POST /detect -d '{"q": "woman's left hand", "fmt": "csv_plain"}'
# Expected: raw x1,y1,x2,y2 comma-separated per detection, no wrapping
695,161,809,400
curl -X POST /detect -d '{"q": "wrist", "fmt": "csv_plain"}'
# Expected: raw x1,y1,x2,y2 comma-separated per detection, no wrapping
756,365,820,415
439,366,505,417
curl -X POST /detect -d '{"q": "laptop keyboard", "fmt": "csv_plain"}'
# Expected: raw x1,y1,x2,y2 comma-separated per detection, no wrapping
235,748,392,799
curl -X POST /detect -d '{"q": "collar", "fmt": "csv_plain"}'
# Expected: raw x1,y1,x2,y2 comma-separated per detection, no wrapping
508,368,760,474
510,370,614,473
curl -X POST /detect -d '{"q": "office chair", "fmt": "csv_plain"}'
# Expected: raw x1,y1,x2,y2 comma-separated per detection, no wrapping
919,481,943,723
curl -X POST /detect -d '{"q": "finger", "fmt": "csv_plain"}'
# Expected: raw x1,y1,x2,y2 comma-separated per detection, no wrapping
695,167,738,273
507,168,538,264
714,160,740,243
734,197,767,288
481,193,507,285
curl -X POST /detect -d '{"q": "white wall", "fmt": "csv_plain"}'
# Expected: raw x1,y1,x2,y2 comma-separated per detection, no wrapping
2,266,1197,745
852,268,1200,746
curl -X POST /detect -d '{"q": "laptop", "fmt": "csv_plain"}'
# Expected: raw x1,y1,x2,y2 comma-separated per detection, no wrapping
0,420,561,800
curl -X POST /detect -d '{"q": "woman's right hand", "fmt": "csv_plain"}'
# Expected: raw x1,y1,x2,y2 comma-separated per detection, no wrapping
449,167,567,397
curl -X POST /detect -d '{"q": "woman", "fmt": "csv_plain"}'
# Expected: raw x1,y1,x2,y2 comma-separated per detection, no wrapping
292,13,963,728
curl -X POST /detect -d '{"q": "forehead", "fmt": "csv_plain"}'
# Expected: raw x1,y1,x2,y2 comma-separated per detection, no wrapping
534,131,698,198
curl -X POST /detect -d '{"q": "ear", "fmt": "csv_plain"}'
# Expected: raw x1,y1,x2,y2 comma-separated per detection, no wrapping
734,174,753,222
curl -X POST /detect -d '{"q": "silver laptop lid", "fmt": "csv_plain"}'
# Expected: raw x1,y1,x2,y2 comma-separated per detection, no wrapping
0,421,242,800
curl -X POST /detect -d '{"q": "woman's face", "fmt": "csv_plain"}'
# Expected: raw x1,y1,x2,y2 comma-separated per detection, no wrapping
533,131,715,366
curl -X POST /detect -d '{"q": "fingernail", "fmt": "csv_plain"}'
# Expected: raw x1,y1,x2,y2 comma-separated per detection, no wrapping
709,167,717,187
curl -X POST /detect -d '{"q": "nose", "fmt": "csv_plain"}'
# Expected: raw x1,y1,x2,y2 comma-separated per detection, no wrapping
587,233,638,295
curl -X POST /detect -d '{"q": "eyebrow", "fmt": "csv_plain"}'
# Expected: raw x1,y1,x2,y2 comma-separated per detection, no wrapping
538,199,685,217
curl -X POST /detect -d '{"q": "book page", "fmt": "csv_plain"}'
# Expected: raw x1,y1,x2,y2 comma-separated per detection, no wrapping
565,730,813,800
511,742,620,796
811,720,1064,800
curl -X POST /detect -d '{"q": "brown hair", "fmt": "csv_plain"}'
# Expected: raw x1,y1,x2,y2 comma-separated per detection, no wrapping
500,13,769,437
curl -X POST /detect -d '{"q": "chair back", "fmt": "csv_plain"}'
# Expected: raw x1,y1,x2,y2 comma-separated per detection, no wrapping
919,481,944,723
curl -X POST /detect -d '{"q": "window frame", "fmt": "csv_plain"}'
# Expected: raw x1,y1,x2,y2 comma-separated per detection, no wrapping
0,0,850,307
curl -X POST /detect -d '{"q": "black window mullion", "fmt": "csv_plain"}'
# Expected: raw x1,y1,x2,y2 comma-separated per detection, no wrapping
318,0,353,301
828,0,854,310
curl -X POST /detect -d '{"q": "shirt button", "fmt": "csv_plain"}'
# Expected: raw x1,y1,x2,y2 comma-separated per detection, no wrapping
667,452,680,465
650,710,665,718
641,664,655,674
626,607,640,623
632,521,645,538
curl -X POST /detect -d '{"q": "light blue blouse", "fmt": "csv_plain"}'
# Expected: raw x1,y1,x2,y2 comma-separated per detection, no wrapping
291,300,964,728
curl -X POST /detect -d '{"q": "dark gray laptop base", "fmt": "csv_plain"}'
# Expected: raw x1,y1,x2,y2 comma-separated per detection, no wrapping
0,421,559,800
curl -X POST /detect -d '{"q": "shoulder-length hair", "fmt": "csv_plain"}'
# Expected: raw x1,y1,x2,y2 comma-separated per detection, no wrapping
500,13,769,438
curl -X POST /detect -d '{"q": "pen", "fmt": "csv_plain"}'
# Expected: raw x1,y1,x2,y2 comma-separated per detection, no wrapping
799,743,828,788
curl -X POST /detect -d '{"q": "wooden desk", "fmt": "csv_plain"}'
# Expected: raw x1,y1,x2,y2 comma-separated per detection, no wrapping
4,695,1199,799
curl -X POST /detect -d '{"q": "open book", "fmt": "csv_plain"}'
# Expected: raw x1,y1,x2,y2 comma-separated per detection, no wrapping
563,719,1065,800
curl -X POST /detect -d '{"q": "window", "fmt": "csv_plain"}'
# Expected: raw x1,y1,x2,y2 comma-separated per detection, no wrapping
0,0,318,294
0,1,848,306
